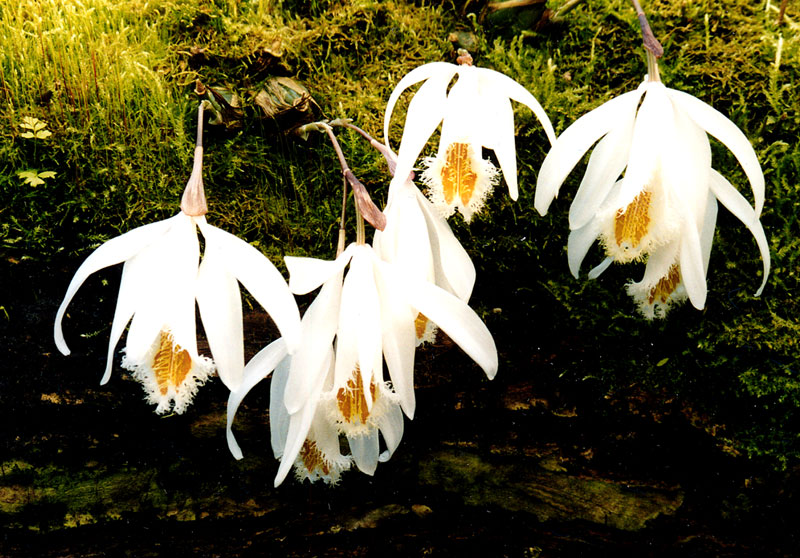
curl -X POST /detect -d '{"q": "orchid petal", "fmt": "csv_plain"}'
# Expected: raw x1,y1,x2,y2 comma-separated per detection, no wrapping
284,273,342,414
348,429,380,476
668,89,765,216
196,245,244,391
390,65,458,190
54,215,178,355
396,268,498,379
197,220,301,353
377,402,404,462
535,87,645,215
679,217,707,310
226,338,288,460
708,169,770,295
569,101,637,230
485,68,557,144
567,218,602,278
285,243,356,295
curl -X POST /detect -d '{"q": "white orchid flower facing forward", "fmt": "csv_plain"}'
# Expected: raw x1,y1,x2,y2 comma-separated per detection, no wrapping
536,55,770,318
54,104,301,413
385,51,556,222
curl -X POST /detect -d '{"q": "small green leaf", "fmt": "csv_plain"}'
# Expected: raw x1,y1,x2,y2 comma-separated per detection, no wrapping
38,171,56,179
17,170,56,187
656,358,669,367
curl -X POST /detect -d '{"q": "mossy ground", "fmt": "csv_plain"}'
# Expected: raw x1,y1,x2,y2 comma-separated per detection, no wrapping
1,0,799,553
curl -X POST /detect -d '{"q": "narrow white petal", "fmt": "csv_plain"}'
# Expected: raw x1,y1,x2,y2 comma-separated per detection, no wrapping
414,186,476,301
679,218,707,310
226,338,288,460
480,67,557,143
54,215,178,355
197,220,301,353
708,169,770,295
395,266,498,379
567,217,602,278
98,257,148,385
569,105,636,230
476,87,520,200
285,243,356,295
588,257,613,279
384,62,456,148
535,87,645,215
284,273,342,414
391,66,458,187
269,354,292,459
377,402,405,462
373,263,417,418
196,248,244,391
273,351,333,487
668,89,765,216
700,192,718,274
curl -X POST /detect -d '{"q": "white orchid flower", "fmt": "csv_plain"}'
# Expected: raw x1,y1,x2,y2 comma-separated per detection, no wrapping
536,71,770,317
384,57,556,222
227,241,497,485
54,106,301,413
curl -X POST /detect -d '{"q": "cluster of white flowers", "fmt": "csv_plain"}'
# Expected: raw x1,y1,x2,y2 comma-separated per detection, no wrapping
55,40,769,485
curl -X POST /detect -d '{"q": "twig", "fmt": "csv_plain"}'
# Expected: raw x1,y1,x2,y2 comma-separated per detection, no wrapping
630,0,664,58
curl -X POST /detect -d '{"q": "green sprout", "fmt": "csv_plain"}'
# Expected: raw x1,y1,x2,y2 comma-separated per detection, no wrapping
19,116,52,140
17,170,56,187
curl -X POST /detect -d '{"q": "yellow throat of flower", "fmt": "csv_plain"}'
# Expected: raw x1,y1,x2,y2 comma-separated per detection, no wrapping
614,190,652,255
440,142,479,207
299,439,331,477
337,366,378,426
152,331,194,396
648,263,681,305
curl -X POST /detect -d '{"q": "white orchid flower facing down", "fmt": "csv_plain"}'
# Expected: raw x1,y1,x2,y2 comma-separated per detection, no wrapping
54,105,301,413
227,241,497,485
536,64,770,318
385,55,556,222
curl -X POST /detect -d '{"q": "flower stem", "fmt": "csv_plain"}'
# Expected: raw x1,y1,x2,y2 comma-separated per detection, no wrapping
180,102,208,217
319,122,387,231
337,174,347,256
630,0,663,59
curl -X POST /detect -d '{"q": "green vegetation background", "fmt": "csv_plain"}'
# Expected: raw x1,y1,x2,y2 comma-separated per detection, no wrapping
1,0,798,474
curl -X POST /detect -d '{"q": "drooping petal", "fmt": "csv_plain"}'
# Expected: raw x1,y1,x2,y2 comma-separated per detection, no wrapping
384,61,456,146
474,78,521,200
226,338,289,460
535,87,645,215
197,220,301,353
389,64,459,190
700,192,719,274
284,272,343,414
678,215,707,310
196,241,244,391
335,246,382,405
377,401,405,462
567,217,602,279
569,101,637,230
413,185,476,301
394,265,498,379
54,214,178,355
373,259,417,418
482,68,557,144
708,169,770,295
668,88,765,216
274,350,334,487
285,243,356,295
124,214,200,363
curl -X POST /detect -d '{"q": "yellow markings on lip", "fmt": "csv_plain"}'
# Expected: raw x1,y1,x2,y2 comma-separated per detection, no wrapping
152,331,193,395
648,264,681,305
337,365,378,425
614,190,652,250
299,439,330,476
414,313,429,340
440,142,478,207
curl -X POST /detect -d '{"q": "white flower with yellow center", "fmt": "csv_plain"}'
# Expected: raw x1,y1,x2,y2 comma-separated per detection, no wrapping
227,241,497,484
536,72,770,317
54,109,301,413
385,58,556,222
